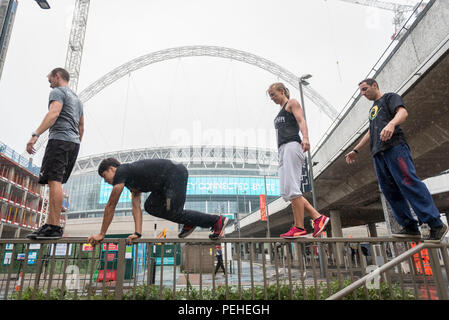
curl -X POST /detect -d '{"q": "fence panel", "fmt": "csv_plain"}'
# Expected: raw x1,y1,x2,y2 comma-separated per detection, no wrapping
0,238,448,300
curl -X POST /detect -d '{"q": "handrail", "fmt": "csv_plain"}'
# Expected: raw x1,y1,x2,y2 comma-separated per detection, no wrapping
327,242,448,300
0,236,419,244
1,236,447,300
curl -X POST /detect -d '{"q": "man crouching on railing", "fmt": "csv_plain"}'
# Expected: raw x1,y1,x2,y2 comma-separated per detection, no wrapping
88,158,228,245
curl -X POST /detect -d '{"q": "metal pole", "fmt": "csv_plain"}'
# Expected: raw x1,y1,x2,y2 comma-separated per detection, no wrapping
298,80,317,208
299,78,325,278
237,186,241,238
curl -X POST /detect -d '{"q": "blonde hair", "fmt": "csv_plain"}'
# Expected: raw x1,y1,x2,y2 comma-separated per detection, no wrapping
267,82,290,99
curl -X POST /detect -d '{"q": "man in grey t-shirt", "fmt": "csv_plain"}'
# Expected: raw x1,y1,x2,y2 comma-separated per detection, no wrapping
26,67,84,240
48,85,83,144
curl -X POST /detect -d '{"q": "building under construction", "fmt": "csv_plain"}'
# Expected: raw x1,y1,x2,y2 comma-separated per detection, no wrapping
0,140,68,239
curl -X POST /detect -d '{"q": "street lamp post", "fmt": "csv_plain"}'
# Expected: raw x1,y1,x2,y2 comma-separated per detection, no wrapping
207,189,212,213
298,74,317,209
242,190,247,214
34,0,50,9
236,185,241,238
298,74,326,277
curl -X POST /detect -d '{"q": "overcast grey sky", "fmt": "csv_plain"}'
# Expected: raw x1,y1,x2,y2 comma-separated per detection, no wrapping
0,0,422,165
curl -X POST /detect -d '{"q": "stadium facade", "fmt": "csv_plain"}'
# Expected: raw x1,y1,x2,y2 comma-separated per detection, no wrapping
64,146,306,233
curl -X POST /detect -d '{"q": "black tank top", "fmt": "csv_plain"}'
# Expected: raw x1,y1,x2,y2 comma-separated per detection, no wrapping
274,101,302,148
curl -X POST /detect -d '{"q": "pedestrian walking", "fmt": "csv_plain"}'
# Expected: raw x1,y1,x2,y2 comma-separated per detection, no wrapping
214,246,226,275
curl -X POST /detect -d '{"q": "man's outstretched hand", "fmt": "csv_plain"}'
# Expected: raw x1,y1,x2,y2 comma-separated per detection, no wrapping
127,233,140,245
88,233,105,245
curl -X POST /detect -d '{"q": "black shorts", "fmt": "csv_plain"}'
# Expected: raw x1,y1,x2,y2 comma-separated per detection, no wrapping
38,139,80,184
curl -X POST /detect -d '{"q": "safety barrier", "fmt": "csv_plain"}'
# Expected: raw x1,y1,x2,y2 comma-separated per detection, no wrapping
327,241,449,300
0,237,448,300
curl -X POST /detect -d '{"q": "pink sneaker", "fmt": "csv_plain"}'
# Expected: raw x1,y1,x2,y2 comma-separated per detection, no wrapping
313,215,329,237
280,226,307,239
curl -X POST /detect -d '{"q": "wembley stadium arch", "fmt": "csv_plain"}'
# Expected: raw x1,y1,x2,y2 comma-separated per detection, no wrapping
32,45,339,154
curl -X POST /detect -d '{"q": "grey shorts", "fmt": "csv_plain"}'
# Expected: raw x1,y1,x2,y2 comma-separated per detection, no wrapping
278,141,306,201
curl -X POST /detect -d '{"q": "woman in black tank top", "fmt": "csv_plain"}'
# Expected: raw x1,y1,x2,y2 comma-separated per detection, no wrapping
267,83,329,239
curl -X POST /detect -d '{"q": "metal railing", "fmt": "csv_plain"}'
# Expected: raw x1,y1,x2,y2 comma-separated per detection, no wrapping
327,241,449,300
0,237,448,300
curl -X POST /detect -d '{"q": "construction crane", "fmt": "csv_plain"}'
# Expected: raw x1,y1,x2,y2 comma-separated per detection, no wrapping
65,0,90,93
336,0,427,39
23,0,90,159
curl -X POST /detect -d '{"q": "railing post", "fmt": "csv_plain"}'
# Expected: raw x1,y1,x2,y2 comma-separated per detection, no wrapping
428,247,448,300
114,239,126,300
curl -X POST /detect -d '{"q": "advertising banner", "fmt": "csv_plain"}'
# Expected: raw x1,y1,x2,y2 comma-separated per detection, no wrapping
259,194,267,221
99,176,280,204
102,243,119,251
82,243,94,252
50,244,72,256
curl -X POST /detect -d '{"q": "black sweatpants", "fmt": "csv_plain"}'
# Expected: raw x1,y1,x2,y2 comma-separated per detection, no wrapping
143,163,219,228
215,256,226,274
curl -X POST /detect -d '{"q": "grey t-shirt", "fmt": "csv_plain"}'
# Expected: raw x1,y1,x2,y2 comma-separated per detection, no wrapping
48,86,83,144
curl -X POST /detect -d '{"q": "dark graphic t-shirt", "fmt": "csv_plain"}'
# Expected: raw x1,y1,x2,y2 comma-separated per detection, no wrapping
369,92,407,156
112,159,181,192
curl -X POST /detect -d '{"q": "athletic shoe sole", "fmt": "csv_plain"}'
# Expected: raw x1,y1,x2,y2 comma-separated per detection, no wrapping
178,226,196,239
313,216,330,238
209,217,229,240
281,234,308,239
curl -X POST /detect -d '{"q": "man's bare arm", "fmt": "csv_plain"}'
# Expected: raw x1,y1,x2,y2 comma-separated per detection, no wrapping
100,183,125,235
26,101,63,154
78,115,85,142
290,99,311,152
354,130,370,152
35,101,63,135
131,191,142,234
380,107,408,142
345,130,370,165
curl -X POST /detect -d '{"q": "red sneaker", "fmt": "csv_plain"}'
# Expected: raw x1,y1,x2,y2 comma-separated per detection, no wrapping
178,225,196,238
313,215,329,237
209,216,229,240
280,226,307,239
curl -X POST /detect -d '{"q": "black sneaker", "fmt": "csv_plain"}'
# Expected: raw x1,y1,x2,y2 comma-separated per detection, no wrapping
178,225,196,238
427,224,448,242
26,224,63,240
209,216,229,240
392,227,421,239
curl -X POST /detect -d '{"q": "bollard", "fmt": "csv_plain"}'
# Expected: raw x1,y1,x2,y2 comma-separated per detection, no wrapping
15,272,23,292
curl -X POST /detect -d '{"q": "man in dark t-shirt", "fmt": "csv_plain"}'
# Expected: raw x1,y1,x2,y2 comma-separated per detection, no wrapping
345,79,447,241
367,92,407,157
88,158,228,245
